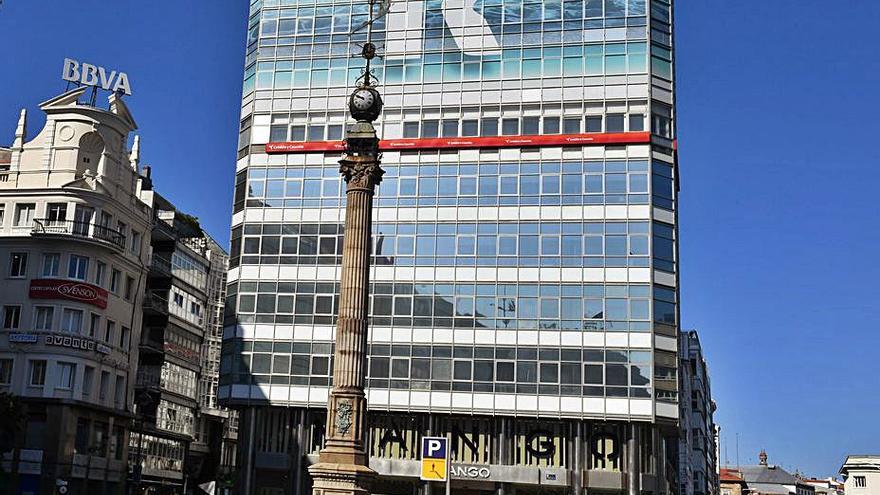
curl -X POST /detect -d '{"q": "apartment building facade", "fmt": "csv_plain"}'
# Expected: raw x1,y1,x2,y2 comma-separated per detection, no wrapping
679,330,718,495
0,87,151,495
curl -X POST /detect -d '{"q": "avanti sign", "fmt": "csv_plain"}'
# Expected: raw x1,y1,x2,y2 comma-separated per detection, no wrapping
62,58,132,96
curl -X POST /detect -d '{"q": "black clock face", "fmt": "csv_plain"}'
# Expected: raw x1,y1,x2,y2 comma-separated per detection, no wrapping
349,87,382,122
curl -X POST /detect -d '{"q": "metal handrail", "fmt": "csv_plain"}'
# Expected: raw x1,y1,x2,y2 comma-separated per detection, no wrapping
32,218,126,250
143,291,170,314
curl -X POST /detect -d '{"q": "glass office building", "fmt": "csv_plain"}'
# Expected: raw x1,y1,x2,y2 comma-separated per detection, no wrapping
221,0,679,493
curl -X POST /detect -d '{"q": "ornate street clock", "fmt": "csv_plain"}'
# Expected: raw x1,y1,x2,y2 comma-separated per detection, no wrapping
348,86,382,123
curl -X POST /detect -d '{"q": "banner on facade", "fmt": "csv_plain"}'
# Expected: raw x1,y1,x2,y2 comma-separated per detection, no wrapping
265,131,651,154
29,279,108,309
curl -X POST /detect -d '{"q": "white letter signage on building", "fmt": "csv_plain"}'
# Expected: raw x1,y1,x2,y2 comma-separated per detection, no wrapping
62,58,132,96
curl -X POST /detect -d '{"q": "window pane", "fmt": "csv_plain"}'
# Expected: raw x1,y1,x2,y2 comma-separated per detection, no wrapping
606,114,625,132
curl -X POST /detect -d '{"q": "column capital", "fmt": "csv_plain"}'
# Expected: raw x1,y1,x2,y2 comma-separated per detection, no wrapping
339,154,384,190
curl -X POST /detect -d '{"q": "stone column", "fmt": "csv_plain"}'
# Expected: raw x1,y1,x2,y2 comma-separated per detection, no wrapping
308,151,383,495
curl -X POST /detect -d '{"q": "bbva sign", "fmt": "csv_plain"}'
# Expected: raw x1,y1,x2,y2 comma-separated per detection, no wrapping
62,58,132,96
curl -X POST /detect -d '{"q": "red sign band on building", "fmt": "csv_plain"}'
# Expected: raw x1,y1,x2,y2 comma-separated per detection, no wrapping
265,131,651,154
29,279,108,309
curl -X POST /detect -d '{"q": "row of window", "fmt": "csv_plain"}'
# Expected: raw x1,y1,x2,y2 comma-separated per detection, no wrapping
236,160,673,210
129,434,185,473
256,0,646,37
170,250,209,288
0,202,143,255
168,286,205,327
251,43,648,91
268,114,643,146
156,399,195,437
74,417,125,460
0,358,126,406
248,24,648,71
230,281,672,327
2,304,131,350
232,220,674,271
245,194,653,210
6,251,137,300
243,230,653,258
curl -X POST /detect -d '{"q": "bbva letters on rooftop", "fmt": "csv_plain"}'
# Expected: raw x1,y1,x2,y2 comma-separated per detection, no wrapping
62,58,132,96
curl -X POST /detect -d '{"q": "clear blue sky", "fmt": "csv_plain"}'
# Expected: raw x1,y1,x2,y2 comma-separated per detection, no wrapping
1,0,878,478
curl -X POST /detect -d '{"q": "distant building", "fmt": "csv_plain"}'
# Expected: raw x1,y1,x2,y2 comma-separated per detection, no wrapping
0,88,151,495
720,468,746,495
130,179,234,493
726,450,815,495
801,477,844,495
192,233,238,493
840,455,880,495
679,331,719,495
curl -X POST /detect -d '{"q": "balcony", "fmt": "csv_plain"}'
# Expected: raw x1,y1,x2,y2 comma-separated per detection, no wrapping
31,219,125,250
143,291,170,316
150,255,173,277
135,367,162,391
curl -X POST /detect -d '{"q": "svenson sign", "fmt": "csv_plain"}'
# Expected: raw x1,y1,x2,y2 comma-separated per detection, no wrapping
29,279,108,309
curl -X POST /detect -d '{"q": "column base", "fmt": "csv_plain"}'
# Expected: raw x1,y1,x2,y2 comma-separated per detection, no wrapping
308,462,377,495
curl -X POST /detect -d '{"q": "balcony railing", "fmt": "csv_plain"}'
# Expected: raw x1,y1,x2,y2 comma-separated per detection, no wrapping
143,291,169,315
150,255,173,276
136,369,162,390
32,219,125,250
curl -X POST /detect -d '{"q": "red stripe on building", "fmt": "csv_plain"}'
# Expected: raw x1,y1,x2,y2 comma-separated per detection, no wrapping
265,131,651,154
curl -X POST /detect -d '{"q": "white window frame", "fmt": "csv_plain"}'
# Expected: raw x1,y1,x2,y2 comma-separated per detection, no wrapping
110,268,120,294
82,366,94,397
42,253,61,277
29,360,47,386
0,358,13,385
60,307,84,334
2,305,21,330
67,254,89,281
9,252,28,278
14,203,35,226
33,305,55,331
56,362,76,390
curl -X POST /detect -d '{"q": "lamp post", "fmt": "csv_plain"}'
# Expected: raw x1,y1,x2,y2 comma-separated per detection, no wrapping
307,7,384,494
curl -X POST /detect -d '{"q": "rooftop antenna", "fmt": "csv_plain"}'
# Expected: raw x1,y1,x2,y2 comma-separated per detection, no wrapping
724,434,729,467
736,433,740,468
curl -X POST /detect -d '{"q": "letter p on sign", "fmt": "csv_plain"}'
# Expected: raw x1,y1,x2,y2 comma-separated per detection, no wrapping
420,436,448,481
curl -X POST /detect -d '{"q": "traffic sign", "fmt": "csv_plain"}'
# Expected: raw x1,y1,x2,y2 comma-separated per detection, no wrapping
420,436,448,481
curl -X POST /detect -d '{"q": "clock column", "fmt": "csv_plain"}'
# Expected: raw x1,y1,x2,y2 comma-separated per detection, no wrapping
308,40,383,495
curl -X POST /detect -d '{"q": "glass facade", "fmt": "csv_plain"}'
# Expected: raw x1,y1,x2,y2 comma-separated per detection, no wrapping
222,0,678,490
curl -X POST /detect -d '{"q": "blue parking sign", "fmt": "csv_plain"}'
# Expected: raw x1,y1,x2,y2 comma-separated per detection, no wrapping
422,436,447,459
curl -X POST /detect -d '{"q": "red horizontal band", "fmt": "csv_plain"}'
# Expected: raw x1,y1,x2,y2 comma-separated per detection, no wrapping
265,131,651,154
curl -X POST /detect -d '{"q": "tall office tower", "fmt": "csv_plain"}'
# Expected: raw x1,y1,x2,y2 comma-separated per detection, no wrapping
222,0,679,494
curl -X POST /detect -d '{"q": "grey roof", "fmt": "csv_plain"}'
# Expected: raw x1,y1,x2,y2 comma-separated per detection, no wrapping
747,483,795,495
737,465,799,485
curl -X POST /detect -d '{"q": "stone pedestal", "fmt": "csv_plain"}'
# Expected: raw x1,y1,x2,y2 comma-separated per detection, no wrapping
309,147,383,495
309,462,377,495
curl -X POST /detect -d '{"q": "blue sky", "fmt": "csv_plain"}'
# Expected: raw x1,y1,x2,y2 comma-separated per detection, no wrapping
1,0,878,478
